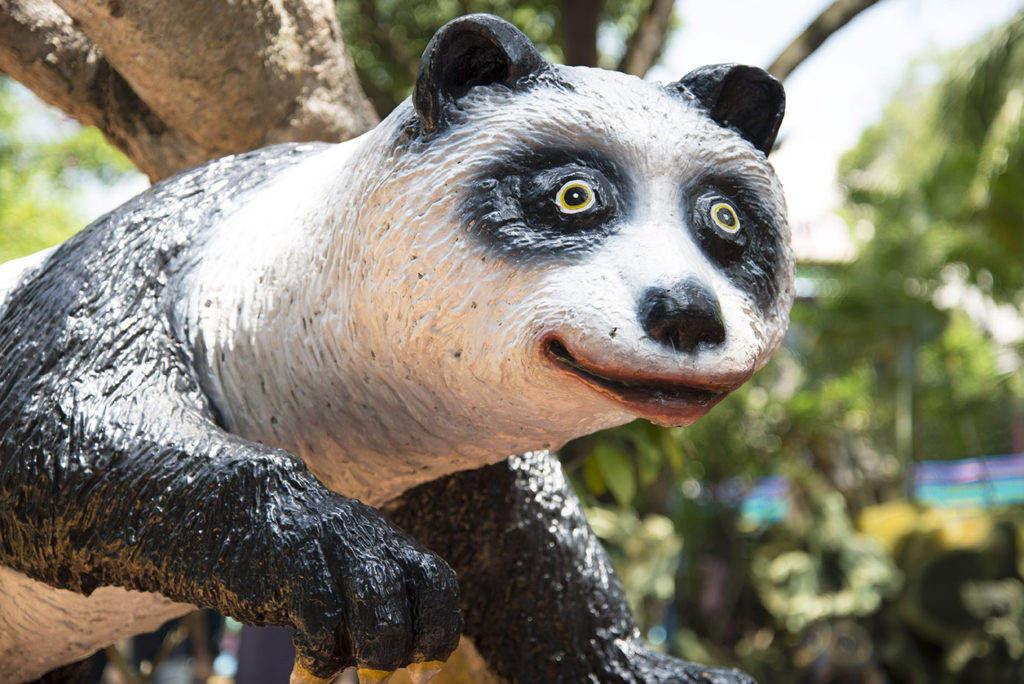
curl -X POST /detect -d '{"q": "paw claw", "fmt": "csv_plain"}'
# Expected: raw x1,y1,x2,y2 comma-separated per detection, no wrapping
289,662,338,684
357,668,397,684
406,660,446,684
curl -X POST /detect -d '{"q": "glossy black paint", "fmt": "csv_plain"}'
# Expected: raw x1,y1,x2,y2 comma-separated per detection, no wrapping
638,279,726,353
460,147,633,259
670,64,786,156
414,13,546,132
0,145,460,678
3,14,782,683
686,176,786,313
388,451,755,684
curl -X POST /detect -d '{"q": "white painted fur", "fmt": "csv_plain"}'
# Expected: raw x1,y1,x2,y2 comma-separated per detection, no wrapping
0,65,793,681
176,66,793,506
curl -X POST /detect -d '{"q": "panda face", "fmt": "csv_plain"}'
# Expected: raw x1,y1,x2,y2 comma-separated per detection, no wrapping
461,143,785,313
366,66,793,431
183,60,792,503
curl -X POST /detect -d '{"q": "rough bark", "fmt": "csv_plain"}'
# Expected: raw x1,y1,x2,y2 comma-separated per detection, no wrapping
0,0,208,179
768,0,882,81
0,0,378,180
617,0,674,78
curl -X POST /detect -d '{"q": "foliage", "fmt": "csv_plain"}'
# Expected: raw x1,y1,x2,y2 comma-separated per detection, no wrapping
862,503,1024,684
0,77,133,263
827,9,1024,466
334,0,656,115
841,11,1024,305
587,505,682,628
750,473,902,635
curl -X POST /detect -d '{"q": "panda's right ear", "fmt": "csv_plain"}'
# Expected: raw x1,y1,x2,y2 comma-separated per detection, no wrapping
671,64,785,156
414,13,546,132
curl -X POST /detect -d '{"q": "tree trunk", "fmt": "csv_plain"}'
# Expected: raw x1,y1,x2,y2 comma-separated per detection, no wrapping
617,0,674,78
0,0,378,181
560,0,601,67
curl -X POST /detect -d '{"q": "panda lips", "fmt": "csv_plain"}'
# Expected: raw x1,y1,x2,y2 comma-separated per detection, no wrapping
543,337,734,426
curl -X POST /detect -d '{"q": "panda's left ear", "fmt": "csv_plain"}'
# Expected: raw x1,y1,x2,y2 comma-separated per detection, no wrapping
670,64,785,155
414,13,546,132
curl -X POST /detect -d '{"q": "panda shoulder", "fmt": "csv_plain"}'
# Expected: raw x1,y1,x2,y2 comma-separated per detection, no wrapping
67,142,335,257
142,142,335,217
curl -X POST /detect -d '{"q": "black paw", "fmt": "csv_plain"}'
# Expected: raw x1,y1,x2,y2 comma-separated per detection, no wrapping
251,485,462,679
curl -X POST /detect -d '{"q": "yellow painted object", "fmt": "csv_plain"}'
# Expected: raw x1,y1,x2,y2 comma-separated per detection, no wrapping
356,668,396,684
289,661,338,684
856,501,994,555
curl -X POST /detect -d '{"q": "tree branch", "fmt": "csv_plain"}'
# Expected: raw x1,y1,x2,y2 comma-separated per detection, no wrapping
0,0,208,180
1,0,378,181
768,0,882,81
617,0,674,77
53,0,377,153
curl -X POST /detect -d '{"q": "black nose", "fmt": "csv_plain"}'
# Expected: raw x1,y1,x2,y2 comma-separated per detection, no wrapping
637,279,726,353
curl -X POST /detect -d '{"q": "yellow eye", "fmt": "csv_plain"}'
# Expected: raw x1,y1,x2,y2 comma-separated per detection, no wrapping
556,180,596,214
710,202,740,233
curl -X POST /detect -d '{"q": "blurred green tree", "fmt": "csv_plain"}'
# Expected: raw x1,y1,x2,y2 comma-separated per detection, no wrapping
0,77,133,262
334,0,675,115
831,8,1024,467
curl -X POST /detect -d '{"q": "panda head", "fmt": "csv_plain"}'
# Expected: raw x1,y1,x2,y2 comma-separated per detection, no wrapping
342,14,793,452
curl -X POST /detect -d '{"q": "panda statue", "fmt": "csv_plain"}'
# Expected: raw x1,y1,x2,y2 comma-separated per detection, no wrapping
0,13,792,684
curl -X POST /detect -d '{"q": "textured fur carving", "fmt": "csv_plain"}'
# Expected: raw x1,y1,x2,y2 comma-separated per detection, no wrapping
0,14,791,683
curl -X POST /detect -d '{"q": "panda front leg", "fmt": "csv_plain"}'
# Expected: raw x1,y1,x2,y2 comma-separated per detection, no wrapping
386,450,754,684
0,412,460,682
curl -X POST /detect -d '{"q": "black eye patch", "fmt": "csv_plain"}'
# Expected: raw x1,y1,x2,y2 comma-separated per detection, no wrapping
460,149,632,260
687,177,784,312
692,191,748,260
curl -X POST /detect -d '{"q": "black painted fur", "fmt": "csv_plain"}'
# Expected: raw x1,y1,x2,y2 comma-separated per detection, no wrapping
460,147,633,260
0,143,754,683
0,145,460,678
686,175,785,313
1,13,783,683
388,451,754,684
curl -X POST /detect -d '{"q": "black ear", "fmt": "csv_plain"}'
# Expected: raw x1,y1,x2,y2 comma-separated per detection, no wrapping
414,13,546,132
672,64,785,155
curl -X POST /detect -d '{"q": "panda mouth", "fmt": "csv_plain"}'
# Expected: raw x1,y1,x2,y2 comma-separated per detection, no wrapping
542,337,734,426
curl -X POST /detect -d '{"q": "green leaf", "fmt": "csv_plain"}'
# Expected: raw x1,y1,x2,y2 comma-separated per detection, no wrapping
593,442,636,506
582,453,607,497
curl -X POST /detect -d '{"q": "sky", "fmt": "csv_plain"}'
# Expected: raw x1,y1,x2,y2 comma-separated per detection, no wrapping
648,0,1024,260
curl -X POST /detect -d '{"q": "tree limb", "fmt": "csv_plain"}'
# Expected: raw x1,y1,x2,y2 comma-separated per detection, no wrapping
1,0,378,181
768,0,882,81
0,0,208,180
53,0,377,157
617,0,674,77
